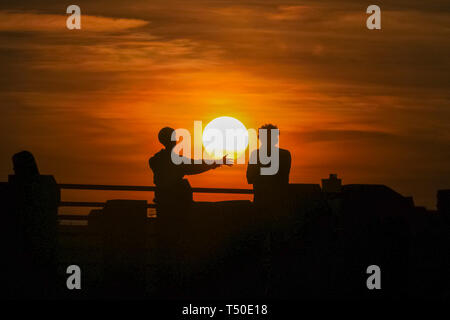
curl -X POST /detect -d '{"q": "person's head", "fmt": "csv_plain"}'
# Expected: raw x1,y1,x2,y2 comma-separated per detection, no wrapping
158,127,176,149
259,123,279,147
12,150,39,178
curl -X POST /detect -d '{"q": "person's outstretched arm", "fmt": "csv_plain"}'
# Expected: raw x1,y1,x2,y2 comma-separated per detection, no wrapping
181,155,230,175
182,161,219,175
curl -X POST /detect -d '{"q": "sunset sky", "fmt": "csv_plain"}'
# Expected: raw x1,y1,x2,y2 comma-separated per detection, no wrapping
0,0,449,208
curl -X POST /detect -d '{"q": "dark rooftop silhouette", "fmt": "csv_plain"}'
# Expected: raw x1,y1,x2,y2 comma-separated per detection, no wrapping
3,151,450,300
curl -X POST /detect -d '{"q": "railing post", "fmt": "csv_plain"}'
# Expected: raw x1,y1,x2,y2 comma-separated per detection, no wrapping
101,199,147,298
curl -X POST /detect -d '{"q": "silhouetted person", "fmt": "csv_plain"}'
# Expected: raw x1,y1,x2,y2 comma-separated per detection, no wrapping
149,127,229,297
150,127,228,213
8,151,60,298
247,124,291,208
246,124,291,296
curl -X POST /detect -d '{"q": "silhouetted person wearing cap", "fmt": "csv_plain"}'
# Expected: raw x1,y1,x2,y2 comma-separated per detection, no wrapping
7,151,60,298
149,127,230,297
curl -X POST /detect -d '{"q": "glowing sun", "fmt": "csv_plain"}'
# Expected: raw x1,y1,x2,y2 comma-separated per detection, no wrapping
202,116,249,159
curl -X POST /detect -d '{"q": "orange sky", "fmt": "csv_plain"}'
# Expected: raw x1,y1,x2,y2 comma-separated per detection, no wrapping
0,0,449,209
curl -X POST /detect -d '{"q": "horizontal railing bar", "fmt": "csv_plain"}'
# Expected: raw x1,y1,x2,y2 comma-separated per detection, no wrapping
60,201,105,207
59,201,157,208
58,183,253,194
2,182,254,194
192,187,253,194
59,184,156,191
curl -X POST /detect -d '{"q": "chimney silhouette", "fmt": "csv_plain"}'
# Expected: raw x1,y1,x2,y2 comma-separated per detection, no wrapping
321,173,342,193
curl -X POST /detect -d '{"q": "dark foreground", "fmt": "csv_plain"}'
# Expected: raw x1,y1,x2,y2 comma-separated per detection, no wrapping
4,179,449,300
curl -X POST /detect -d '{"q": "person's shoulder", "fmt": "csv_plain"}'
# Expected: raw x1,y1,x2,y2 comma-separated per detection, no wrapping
279,148,291,156
149,149,165,163
278,148,291,161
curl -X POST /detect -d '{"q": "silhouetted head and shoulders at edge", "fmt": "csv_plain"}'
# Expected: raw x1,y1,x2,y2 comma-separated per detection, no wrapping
12,151,40,180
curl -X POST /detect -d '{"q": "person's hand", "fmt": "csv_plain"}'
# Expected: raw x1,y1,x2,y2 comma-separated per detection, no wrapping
210,155,233,168
222,155,233,167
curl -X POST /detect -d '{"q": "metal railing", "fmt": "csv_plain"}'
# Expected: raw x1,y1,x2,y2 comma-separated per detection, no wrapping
1,182,254,221
58,183,253,220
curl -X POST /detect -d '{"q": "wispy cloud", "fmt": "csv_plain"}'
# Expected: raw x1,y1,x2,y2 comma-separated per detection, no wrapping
268,5,310,21
0,11,149,32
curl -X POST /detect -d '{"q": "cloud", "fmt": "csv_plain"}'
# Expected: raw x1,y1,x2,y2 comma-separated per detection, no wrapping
300,129,397,143
0,11,149,32
268,5,310,21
